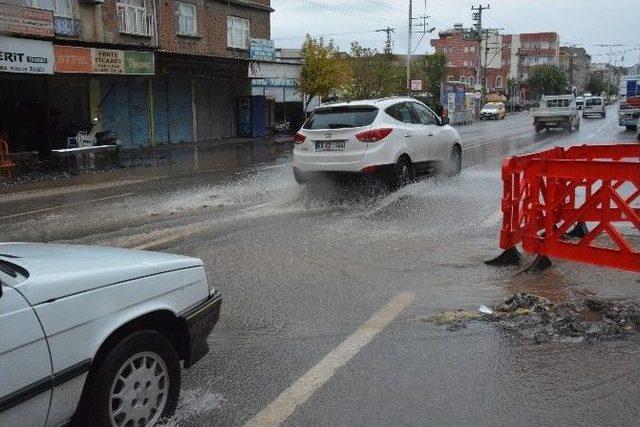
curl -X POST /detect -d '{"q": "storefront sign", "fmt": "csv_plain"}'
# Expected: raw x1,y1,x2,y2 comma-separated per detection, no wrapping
123,51,154,75
252,77,297,88
249,38,275,61
54,46,155,75
410,79,423,91
0,36,53,74
54,45,92,73
0,4,54,37
92,49,124,74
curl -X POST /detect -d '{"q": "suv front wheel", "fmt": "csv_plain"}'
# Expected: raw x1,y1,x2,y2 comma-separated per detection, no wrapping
76,330,181,427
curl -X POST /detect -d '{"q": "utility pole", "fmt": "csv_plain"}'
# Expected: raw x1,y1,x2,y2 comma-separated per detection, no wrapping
407,0,413,95
471,4,490,111
376,27,395,54
471,4,489,89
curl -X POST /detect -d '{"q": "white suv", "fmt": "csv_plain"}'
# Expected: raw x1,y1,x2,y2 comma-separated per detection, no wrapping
583,96,606,118
293,98,462,187
0,243,221,426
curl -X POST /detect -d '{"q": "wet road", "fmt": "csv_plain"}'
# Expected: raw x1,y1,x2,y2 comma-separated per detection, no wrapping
2,107,639,426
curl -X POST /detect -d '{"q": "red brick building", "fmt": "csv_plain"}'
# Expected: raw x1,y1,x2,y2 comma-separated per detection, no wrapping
0,0,275,153
431,28,560,104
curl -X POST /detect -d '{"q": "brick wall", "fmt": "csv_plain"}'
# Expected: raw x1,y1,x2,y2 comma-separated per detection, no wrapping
156,0,271,58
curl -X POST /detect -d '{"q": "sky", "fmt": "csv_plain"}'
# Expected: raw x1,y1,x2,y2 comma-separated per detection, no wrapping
270,0,640,67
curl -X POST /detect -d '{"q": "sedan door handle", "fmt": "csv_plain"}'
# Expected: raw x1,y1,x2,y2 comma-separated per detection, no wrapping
427,133,434,137
404,133,412,137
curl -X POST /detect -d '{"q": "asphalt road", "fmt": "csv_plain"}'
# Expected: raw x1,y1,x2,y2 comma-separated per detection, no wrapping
2,107,639,426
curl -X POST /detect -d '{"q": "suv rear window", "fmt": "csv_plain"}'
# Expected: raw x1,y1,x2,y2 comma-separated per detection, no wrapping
303,106,378,130
586,98,602,106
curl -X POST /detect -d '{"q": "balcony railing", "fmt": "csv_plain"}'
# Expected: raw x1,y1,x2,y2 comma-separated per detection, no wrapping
117,4,154,37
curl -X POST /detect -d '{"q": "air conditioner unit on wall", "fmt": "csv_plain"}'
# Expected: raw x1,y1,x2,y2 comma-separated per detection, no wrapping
79,0,104,4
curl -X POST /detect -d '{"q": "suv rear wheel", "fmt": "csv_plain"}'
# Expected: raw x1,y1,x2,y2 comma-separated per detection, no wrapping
76,330,181,427
446,146,462,176
389,156,413,189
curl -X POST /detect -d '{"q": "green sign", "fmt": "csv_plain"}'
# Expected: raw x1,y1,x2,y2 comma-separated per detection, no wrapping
123,51,154,75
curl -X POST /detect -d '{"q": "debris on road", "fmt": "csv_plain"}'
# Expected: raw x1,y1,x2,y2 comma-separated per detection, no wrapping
478,305,493,315
428,293,640,343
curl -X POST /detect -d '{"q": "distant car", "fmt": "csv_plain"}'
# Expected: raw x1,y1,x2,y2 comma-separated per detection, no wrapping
576,96,584,110
583,96,606,118
479,102,506,120
293,97,462,187
0,243,221,426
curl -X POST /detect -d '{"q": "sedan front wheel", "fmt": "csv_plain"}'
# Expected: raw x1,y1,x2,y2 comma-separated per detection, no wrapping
76,330,181,427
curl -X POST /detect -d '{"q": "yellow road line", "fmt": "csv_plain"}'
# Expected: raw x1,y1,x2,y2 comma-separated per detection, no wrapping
1,193,136,220
244,291,415,427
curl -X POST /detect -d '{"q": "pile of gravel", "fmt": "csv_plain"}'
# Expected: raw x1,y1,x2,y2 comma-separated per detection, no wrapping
428,293,640,344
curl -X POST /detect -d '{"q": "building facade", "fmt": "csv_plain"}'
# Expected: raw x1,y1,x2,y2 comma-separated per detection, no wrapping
0,0,274,154
559,46,591,93
431,29,560,103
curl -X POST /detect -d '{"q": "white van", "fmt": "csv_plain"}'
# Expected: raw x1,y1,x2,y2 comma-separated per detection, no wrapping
583,96,606,118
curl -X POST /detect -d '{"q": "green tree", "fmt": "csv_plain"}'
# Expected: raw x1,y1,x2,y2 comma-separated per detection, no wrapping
299,35,351,106
585,73,606,95
527,65,568,99
343,42,401,99
423,52,448,111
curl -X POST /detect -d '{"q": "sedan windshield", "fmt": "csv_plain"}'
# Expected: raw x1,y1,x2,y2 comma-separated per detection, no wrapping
303,106,378,130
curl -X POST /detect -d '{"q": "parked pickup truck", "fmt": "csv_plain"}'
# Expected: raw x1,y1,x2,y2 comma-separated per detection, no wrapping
0,243,221,426
530,95,580,133
618,76,640,130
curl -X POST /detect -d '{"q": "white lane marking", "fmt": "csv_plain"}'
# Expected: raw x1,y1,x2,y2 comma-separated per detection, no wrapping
1,193,136,220
481,209,503,228
244,291,415,427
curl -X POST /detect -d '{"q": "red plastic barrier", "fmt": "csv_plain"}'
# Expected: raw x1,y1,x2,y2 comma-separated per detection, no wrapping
498,143,640,272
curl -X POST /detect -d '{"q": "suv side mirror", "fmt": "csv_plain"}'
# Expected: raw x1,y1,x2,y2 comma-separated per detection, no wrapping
440,116,449,126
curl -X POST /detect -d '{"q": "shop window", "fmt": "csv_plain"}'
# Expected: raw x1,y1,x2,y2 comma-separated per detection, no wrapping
227,16,250,49
117,0,155,37
177,2,197,36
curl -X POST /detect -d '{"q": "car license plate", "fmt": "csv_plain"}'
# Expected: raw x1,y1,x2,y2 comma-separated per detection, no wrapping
546,122,556,126
315,141,345,151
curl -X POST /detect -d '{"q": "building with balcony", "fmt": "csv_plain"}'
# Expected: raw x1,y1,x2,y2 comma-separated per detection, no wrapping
431,29,560,104
0,0,275,156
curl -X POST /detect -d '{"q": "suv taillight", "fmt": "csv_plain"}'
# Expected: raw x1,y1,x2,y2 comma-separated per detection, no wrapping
355,128,393,143
294,132,306,144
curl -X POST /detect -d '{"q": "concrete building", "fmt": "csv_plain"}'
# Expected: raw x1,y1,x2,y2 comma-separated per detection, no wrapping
0,0,275,154
559,46,591,93
431,29,560,103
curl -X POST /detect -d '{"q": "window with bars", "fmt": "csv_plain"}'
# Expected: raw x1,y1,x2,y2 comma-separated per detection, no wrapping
227,16,249,49
177,2,197,36
117,0,154,36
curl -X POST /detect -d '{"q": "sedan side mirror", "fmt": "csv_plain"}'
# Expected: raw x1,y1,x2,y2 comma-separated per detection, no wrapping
440,116,449,126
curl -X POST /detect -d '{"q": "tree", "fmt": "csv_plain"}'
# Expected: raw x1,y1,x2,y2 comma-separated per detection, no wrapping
527,65,568,99
585,73,606,95
299,36,351,106
343,42,401,99
423,52,447,111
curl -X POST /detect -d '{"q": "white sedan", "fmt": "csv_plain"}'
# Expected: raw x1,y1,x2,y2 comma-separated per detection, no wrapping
0,243,221,426
293,97,462,187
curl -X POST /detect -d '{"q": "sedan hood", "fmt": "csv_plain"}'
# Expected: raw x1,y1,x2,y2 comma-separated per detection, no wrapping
0,243,203,305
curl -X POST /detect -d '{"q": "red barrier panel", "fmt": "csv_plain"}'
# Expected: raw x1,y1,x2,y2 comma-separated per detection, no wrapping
498,143,640,272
